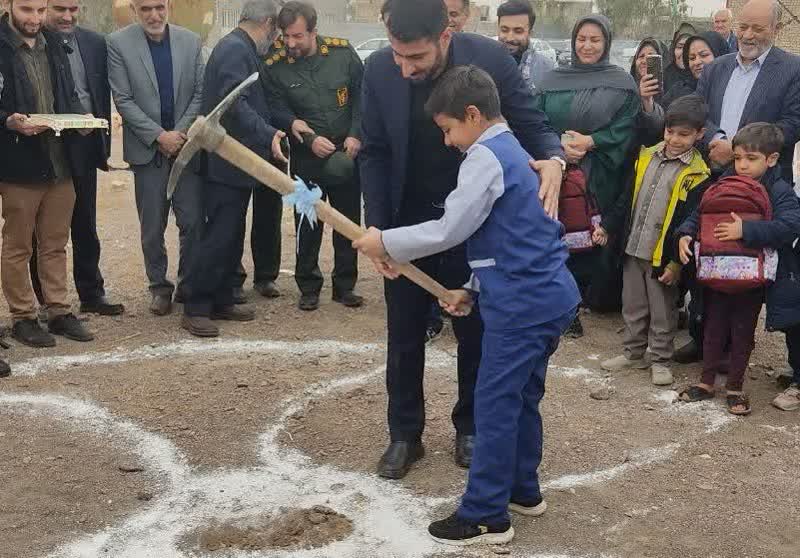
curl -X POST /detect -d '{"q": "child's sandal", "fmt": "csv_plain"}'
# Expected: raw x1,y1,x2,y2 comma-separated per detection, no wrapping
726,393,751,416
678,385,714,403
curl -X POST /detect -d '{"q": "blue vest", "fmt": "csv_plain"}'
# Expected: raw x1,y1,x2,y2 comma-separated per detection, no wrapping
467,132,580,330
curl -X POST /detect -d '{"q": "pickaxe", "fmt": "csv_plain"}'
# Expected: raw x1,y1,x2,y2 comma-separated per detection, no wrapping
167,73,460,306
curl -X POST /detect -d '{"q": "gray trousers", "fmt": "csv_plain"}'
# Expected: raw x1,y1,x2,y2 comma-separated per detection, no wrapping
622,256,679,362
131,153,201,296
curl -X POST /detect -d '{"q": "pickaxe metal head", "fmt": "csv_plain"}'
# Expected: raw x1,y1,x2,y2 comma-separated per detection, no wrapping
167,72,260,199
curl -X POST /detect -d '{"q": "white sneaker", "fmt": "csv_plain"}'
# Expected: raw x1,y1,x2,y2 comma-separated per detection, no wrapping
651,363,674,386
509,498,548,517
772,385,800,411
601,354,650,371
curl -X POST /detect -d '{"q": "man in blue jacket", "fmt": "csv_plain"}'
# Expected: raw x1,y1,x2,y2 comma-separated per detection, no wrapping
181,0,286,337
360,0,565,479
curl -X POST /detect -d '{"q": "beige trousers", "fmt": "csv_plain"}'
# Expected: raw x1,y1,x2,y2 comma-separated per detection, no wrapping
0,179,76,321
622,256,679,362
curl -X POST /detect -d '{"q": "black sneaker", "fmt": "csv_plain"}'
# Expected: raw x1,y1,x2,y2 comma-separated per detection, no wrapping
12,319,56,348
508,496,547,516
48,313,94,342
428,512,514,546
0,359,10,378
425,319,444,343
564,315,584,338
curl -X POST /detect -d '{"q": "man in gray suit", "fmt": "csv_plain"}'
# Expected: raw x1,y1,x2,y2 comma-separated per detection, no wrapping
107,0,204,315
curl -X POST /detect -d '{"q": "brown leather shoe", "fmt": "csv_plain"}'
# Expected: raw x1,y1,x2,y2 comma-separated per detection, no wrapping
210,305,255,322
181,315,219,337
150,294,173,316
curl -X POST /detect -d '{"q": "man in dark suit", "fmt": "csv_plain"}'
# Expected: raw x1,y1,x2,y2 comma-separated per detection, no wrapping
31,0,124,315
181,0,286,337
676,0,800,363
698,0,800,183
360,0,565,479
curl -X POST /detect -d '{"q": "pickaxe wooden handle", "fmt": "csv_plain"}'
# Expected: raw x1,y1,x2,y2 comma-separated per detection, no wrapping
211,132,460,306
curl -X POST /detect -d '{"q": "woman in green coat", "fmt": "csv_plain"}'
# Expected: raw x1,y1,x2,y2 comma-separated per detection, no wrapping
534,14,640,336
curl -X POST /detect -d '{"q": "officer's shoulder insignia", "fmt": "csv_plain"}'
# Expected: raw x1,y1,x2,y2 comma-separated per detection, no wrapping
322,37,349,48
320,44,330,56
288,57,296,64
266,58,274,66
273,38,284,49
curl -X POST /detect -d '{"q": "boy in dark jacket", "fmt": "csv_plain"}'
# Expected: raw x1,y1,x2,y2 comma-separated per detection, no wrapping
676,123,800,414
595,95,710,386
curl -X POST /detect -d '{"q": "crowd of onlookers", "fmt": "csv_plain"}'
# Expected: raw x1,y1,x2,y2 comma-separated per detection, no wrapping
0,0,798,418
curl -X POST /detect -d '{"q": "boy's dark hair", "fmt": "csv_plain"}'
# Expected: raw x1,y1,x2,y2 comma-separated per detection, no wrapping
664,94,708,130
497,0,536,29
425,65,502,121
386,0,448,42
733,122,785,156
277,1,317,32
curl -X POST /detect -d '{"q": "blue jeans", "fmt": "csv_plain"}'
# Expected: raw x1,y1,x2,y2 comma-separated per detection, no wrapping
457,307,576,524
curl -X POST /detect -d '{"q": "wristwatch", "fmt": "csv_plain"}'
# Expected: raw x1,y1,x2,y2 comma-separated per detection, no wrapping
550,156,567,172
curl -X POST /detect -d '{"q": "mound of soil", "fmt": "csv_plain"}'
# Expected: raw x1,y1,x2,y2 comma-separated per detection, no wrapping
193,506,353,552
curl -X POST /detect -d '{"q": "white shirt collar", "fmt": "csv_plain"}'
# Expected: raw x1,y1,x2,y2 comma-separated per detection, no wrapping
475,122,511,145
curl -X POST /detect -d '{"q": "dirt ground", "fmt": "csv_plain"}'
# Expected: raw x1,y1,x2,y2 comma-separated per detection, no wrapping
0,131,799,558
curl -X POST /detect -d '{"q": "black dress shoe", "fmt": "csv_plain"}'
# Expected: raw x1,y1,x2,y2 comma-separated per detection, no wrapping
254,281,281,298
455,434,475,468
12,319,56,348
377,441,425,479
232,287,247,305
0,359,10,378
80,297,125,316
210,305,255,322
674,340,702,363
150,294,173,316
333,290,364,308
298,293,320,311
48,313,94,342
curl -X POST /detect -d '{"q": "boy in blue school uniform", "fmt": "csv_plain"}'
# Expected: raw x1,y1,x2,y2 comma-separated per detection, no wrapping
354,65,580,546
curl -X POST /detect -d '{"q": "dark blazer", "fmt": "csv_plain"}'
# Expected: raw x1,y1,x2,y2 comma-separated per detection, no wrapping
202,28,278,188
68,26,111,176
359,32,564,230
695,47,800,181
0,16,82,183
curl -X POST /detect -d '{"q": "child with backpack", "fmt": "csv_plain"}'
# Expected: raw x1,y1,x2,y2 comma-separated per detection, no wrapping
353,65,580,546
676,123,800,415
593,95,710,386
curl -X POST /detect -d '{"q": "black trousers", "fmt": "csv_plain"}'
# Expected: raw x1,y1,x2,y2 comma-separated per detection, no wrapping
184,181,251,316
786,324,800,384
30,172,104,304
294,175,360,296
235,186,283,288
384,243,483,441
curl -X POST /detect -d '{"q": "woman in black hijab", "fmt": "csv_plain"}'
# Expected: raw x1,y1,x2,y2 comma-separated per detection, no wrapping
641,31,730,129
663,23,697,93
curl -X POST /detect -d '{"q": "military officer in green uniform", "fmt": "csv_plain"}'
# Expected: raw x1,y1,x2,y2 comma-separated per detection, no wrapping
264,1,364,311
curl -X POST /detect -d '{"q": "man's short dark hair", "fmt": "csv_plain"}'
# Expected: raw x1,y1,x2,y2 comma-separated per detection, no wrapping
497,0,536,29
733,123,785,156
664,95,708,130
387,0,448,43
425,65,502,121
277,0,317,32
380,0,392,22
